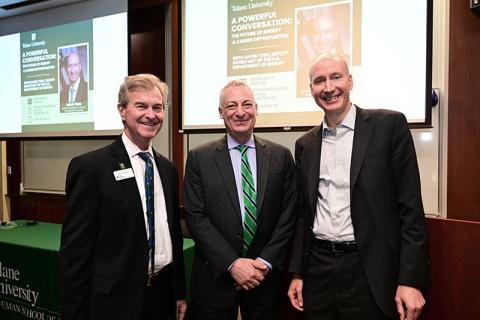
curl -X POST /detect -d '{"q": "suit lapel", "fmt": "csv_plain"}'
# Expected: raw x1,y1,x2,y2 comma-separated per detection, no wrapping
214,136,242,222
254,136,269,220
306,126,323,225
350,106,373,194
110,137,147,237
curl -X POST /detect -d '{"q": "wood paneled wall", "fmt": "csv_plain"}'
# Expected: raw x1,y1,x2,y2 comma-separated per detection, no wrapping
8,194,65,224
423,217,480,319
447,0,480,220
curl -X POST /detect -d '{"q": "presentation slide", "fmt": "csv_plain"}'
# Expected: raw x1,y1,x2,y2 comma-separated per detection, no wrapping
0,12,128,137
182,0,430,130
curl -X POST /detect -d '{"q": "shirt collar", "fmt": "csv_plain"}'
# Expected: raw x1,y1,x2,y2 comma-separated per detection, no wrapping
122,132,153,158
342,104,356,130
322,103,356,132
227,134,256,150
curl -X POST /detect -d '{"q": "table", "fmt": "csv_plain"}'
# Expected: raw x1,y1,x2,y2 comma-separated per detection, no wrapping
0,220,194,320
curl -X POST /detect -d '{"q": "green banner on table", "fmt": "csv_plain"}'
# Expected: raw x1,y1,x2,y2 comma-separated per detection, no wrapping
1,220,195,319
0,221,62,319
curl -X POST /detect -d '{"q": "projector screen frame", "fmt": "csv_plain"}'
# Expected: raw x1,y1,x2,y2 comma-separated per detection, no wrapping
0,3,131,140
180,0,433,133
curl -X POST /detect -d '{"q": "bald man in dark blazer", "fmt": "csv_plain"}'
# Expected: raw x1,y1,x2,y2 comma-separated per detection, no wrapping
288,54,430,320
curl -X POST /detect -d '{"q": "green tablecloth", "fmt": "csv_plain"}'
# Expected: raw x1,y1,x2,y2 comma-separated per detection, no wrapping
0,220,194,320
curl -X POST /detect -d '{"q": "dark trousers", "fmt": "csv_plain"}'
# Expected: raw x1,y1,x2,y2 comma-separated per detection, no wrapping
187,270,281,320
142,265,175,320
303,242,392,320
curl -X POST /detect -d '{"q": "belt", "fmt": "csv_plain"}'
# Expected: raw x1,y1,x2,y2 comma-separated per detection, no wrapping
312,237,357,253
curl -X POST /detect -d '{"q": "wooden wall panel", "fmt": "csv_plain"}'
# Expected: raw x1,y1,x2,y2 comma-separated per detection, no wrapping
130,4,166,77
423,217,480,320
6,140,21,197
8,194,65,224
168,0,184,201
447,0,480,220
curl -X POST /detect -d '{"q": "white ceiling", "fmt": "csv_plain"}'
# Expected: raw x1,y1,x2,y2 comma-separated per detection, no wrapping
0,0,85,19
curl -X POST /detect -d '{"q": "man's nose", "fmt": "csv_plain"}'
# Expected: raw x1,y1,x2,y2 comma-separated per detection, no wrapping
235,105,246,116
324,79,334,92
144,107,156,118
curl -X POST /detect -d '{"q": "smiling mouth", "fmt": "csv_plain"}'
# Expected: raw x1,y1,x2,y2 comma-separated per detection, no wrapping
234,120,250,124
140,122,158,127
322,93,341,101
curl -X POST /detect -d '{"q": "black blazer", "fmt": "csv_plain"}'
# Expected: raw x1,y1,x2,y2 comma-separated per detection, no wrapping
59,137,185,320
289,106,430,317
183,135,296,307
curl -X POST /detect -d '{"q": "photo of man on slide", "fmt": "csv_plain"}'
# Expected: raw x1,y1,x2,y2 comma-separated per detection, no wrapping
296,3,351,98
59,45,88,111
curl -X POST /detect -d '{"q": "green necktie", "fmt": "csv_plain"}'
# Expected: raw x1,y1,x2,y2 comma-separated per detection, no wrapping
235,145,257,256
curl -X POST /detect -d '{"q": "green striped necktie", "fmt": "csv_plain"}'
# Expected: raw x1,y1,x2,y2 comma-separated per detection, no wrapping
235,145,257,256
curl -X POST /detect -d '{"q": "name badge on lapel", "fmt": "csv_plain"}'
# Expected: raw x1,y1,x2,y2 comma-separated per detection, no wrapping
113,168,134,181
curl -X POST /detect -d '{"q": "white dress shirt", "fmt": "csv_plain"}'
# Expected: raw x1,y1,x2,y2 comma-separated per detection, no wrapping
122,133,173,273
313,105,356,242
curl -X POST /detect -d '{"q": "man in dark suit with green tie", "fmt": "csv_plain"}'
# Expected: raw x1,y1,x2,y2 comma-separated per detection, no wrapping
183,80,296,320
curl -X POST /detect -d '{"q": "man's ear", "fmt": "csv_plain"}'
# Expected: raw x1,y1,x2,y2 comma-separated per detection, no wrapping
219,107,224,119
118,104,126,120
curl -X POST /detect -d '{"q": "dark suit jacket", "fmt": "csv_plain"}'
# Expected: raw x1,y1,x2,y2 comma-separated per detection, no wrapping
183,135,296,307
60,78,88,104
289,106,430,317
59,137,185,320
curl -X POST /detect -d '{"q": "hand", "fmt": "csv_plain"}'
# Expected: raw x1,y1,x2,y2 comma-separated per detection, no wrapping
287,277,304,311
395,285,425,320
253,258,269,276
230,258,265,290
176,299,187,320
